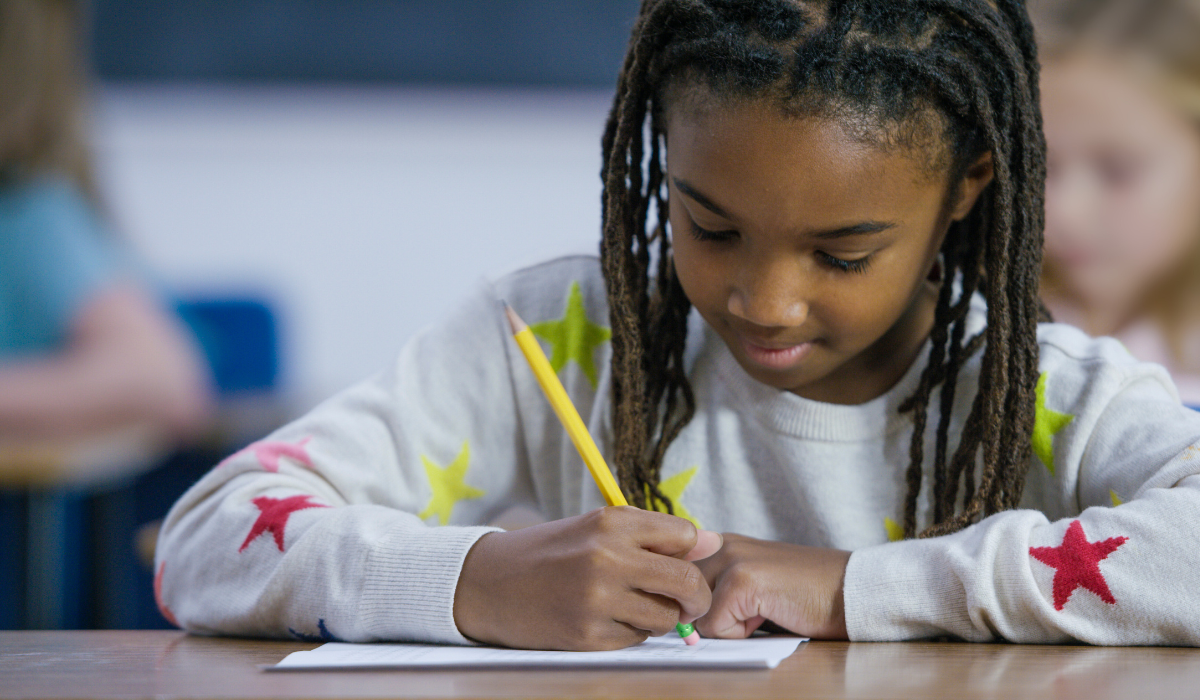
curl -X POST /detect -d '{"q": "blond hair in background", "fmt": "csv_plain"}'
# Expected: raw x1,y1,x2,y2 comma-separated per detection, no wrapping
1030,0,1200,368
0,0,97,202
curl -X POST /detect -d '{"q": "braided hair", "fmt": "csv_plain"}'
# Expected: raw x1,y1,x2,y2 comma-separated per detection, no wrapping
600,0,1047,538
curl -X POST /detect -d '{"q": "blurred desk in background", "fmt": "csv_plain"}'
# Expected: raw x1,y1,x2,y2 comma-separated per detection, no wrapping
3,632,1200,700
0,425,170,490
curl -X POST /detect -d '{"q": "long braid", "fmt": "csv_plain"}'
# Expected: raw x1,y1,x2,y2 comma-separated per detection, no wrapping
601,0,706,507
916,0,1046,535
601,0,1046,534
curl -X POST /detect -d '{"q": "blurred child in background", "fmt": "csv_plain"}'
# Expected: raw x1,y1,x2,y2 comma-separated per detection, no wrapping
0,0,213,444
1031,0,1200,405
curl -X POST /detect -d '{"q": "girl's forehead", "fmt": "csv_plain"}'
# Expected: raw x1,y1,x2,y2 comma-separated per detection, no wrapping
666,96,947,189
663,82,954,184
664,98,951,227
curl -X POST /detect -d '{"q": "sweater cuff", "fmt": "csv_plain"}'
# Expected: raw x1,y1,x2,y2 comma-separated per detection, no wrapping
360,522,502,644
843,539,974,642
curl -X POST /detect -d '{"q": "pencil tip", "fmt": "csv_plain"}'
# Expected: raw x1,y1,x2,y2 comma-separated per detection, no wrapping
502,302,526,334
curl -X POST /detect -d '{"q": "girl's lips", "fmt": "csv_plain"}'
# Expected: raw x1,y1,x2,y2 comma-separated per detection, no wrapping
740,338,814,370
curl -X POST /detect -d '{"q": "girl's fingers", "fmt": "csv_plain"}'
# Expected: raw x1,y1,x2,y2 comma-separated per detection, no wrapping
583,620,651,651
628,550,712,622
685,530,723,561
697,576,767,639
599,507,721,563
615,588,690,638
629,508,703,558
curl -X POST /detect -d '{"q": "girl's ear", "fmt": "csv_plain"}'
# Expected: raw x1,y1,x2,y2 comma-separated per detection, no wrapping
949,152,994,221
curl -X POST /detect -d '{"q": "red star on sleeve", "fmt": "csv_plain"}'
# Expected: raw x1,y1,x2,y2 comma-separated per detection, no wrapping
1029,520,1128,611
239,495,327,553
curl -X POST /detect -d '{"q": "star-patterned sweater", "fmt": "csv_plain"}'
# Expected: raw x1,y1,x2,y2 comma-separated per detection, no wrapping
157,255,1200,645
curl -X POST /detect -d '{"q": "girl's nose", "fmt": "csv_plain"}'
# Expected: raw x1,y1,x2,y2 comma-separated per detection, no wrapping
727,265,807,328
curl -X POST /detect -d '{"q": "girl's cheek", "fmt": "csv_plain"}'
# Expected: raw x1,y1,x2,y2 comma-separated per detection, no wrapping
671,240,722,311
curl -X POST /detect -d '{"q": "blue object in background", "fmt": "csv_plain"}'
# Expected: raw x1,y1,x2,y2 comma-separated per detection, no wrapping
0,494,24,629
176,299,280,396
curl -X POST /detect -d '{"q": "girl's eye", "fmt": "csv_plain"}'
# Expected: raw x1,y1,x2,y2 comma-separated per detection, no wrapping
817,251,872,274
688,222,738,242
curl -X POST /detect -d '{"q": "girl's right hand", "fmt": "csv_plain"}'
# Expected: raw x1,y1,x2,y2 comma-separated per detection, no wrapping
453,506,721,650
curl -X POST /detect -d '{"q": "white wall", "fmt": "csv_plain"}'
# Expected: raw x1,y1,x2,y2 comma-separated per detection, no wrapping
93,84,611,411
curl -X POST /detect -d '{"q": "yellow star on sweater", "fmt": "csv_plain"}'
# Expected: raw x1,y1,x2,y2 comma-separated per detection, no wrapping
646,466,701,529
884,517,905,542
419,441,484,525
530,281,611,390
1032,372,1074,475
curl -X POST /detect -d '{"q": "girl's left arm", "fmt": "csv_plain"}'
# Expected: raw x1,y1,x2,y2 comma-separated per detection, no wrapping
842,349,1200,645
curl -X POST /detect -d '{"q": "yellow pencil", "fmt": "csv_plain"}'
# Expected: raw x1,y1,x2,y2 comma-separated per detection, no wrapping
504,303,626,508
503,302,701,645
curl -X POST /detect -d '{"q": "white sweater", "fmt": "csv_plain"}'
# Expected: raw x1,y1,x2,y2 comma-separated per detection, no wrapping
157,255,1200,645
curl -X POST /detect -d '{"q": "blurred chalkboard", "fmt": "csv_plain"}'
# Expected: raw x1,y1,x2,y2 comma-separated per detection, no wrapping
92,0,641,86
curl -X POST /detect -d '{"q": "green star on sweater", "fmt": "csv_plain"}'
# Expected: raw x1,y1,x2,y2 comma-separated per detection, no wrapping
884,517,905,542
1033,372,1074,475
419,441,484,525
530,281,611,390
646,466,701,529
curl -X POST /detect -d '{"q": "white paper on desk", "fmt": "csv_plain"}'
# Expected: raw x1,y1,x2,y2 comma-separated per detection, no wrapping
269,635,806,671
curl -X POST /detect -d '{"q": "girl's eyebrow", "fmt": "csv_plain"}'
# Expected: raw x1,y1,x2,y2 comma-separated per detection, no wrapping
813,221,897,239
672,177,731,218
672,176,897,239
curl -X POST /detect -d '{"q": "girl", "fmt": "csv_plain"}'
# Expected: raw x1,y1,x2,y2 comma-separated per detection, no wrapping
158,0,1200,648
1031,0,1200,405
0,0,212,442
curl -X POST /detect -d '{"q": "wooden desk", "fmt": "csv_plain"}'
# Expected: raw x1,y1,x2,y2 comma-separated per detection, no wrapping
3,631,1200,700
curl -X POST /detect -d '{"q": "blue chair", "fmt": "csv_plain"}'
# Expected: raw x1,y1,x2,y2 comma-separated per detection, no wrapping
176,299,280,395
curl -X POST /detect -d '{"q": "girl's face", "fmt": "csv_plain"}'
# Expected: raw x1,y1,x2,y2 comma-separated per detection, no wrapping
666,97,991,404
1041,54,1200,319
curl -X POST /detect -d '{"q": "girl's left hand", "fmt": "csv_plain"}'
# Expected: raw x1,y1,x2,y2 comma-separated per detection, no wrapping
692,533,851,640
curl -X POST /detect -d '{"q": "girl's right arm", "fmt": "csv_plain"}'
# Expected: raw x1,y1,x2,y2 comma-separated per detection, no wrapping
156,260,714,648
156,278,524,644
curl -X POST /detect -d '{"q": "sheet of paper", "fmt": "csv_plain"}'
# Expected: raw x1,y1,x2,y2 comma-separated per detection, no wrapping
269,635,806,671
